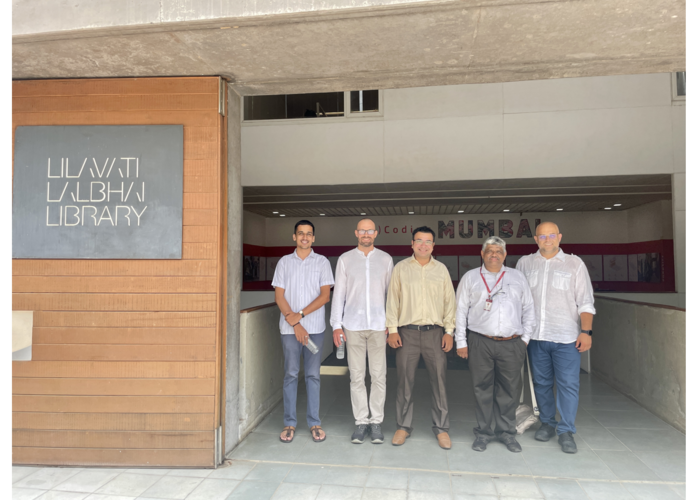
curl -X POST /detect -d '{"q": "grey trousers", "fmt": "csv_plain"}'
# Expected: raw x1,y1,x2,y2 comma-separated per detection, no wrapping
344,328,387,425
468,330,527,440
396,326,449,435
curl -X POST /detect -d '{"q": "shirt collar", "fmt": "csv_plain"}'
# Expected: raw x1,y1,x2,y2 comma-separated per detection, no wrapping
355,247,376,258
410,254,435,266
292,248,315,261
536,248,566,261
480,264,505,275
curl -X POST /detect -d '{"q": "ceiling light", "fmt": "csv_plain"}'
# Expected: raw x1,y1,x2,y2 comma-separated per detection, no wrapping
408,212,414,214
458,210,464,213
280,214,286,217
503,209,510,212
272,211,278,214
604,207,612,210
320,214,325,216
556,208,563,211
360,213,366,215
614,203,622,207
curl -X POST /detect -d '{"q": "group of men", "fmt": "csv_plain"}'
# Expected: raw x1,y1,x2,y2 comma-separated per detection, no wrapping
272,217,595,454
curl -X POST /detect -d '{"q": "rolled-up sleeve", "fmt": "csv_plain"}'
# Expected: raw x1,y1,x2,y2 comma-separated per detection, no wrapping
385,265,402,334
329,257,347,330
575,261,596,316
442,269,456,334
454,276,470,349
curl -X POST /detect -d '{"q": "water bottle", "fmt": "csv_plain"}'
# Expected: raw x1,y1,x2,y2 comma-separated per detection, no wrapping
306,338,319,355
336,334,345,359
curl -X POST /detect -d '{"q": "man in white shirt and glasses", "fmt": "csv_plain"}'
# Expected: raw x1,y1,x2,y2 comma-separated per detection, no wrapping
455,236,536,453
272,220,335,444
330,218,394,444
516,222,595,454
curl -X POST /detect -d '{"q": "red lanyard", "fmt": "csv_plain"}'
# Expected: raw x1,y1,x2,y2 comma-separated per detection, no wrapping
480,269,505,300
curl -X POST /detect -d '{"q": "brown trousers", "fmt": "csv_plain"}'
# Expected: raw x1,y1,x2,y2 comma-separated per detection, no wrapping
395,326,449,435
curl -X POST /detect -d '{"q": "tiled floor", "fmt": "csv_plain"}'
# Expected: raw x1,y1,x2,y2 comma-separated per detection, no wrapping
13,369,686,500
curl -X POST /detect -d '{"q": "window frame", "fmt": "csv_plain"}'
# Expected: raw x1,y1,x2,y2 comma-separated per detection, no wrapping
672,71,685,102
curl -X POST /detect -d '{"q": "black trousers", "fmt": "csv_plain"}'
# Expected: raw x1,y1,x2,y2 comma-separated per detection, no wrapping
468,330,527,440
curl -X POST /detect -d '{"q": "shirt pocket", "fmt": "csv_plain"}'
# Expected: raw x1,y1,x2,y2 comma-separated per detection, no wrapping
552,270,572,291
525,270,538,288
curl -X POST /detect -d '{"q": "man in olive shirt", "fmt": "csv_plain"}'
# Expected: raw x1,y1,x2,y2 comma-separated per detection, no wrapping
386,226,456,450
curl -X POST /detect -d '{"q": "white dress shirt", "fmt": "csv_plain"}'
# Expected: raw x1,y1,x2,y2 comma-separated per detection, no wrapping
330,247,394,332
516,248,596,344
455,265,536,349
271,249,335,335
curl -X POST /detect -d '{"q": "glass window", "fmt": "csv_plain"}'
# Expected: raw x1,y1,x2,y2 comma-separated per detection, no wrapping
676,71,686,97
244,92,344,120
350,90,379,113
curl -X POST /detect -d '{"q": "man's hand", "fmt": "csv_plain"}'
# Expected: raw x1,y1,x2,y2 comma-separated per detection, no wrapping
387,332,402,348
576,333,592,352
441,334,453,352
286,312,302,326
294,323,309,345
333,329,345,347
456,347,468,359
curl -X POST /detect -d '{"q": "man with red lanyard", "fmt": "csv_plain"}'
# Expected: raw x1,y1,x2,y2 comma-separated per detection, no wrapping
455,236,536,453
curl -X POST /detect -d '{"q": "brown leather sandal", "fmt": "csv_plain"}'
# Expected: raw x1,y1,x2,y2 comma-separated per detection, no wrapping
310,425,326,443
280,426,295,443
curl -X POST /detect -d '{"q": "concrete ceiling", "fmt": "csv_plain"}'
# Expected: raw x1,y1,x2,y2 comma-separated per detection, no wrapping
13,0,685,95
243,174,672,217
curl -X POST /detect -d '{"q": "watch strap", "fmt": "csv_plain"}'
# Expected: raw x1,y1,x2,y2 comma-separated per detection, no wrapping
581,329,593,336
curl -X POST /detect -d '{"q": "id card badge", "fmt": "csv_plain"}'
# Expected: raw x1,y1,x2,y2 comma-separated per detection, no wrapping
484,299,493,311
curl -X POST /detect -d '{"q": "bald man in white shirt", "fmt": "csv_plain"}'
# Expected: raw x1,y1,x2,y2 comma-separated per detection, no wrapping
330,218,394,445
516,221,595,454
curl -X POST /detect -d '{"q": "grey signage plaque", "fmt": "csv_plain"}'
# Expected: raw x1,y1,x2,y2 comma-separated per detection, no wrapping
13,125,184,259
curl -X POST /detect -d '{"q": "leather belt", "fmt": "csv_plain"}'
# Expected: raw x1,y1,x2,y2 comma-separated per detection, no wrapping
470,330,520,341
402,324,442,332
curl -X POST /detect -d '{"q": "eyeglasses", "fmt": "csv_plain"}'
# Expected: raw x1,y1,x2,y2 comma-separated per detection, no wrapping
413,239,434,246
536,233,559,241
357,229,376,235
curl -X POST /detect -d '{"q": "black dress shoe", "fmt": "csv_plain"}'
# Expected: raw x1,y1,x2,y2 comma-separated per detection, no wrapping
535,423,557,442
499,434,522,453
472,436,489,452
558,432,578,454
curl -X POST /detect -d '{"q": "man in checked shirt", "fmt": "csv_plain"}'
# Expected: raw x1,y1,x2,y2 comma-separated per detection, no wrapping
517,222,595,454
455,236,536,453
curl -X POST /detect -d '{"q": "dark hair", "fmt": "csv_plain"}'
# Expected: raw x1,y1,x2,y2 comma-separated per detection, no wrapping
294,220,315,235
412,226,435,241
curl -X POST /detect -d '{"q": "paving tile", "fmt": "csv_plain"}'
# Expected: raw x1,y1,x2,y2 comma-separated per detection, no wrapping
165,468,213,477
140,475,203,499
283,465,327,485
518,432,590,451
574,427,627,451
408,471,451,492
315,484,363,500
447,474,496,497
634,450,686,482
185,478,241,500
578,480,635,500
12,488,48,500
579,395,644,412
362,488,408,500
229,432,310,462
123,469,170,476
314,414,357,437
447,443,531,476
520,448,616,480
452,495,499,500
13,467,43,484
622,482,683,500
535,479,588,500
225,480,279,500
608,428,686,453
594,450,660,481
364,468,409,490
270,482,320,500
83,495,137,500
35,492,89,500
407,491,453,500
371,438,448,471
209,461,257,480
93,473,160,496
587,410,675,430
492,476,542,498
243,463,292,483
670,484,685,499
298,435,374,466
53,470,122,493
14,468,83,490
321,466,370,486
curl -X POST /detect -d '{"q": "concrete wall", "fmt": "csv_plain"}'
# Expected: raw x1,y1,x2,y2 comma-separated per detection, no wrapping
238,305,285,442
591,298,685,432
242,73,683,186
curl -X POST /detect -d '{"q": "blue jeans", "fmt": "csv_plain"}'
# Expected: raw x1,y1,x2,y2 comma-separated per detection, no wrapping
281,333,325,429
527,340,580,435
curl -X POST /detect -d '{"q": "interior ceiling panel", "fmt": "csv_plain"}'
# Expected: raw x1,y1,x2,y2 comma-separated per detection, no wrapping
244,174,672,218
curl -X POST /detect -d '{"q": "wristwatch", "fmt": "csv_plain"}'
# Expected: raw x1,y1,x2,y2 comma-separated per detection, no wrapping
300,310,305,318
580,330,593,336
445,330,455,337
